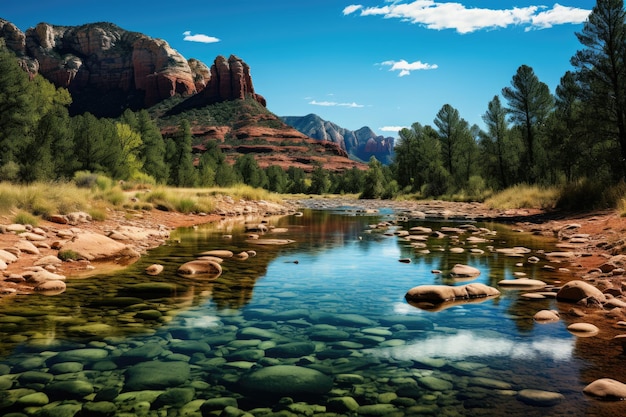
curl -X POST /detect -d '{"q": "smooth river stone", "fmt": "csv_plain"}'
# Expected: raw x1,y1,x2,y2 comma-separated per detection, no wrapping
238,365,333,396
583,378,626,400
237,327,281,340
567,322,600,337
418,376,454,391
516,389,564,406
314,312,377,327
15,392,49,406
125,361,190,390
45,380,95,400
47,348,109,365
265,342,316,358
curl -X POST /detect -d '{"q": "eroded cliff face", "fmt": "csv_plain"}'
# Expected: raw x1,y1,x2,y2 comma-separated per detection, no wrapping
203,55,266,106
0,20,265,115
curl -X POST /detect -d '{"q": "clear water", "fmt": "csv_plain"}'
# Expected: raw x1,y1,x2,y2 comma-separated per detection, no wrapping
0,209,623,416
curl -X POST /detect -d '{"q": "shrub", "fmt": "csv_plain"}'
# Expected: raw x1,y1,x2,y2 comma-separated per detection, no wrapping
58,250,80,261
485,184,558,209
88,208,107,221
556,179,626,211
175,198,198,214
73,171,99,188
13,211,38,226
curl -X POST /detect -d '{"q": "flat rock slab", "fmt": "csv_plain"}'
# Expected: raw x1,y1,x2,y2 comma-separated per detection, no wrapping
60,232,130,261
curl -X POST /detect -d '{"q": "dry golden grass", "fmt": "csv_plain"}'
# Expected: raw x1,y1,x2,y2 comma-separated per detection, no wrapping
484,184,559,210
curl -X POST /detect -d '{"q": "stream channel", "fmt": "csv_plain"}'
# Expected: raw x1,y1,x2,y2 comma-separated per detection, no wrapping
0,207,623,416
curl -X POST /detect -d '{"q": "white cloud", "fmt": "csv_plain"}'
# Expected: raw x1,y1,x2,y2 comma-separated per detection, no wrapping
183,31,220,43
380,126,409,132
350,1,591,34
343,4,363,15
380,59,438,76
530,3,592,31
309,100,365,108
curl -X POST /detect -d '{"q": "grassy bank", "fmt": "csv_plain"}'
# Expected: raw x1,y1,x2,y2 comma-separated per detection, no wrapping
0,179,283,226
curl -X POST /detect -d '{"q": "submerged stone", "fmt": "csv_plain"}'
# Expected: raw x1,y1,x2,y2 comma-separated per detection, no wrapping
265,342,316,358
125,361,190,390
238,365,333,396
516,389,564,406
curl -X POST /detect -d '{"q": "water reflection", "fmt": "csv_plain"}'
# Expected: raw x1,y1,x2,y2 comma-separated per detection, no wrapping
374,331,574,361
0,209,622,416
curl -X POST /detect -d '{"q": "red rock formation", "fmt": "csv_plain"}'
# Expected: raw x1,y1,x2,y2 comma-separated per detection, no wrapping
203,55,266,106
3,21,199,108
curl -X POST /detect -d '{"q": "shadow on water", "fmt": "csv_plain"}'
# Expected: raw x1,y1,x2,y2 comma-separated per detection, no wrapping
0,209,624,416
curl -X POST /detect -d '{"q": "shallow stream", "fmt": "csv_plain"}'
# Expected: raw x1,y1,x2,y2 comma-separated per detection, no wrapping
0,208,623,416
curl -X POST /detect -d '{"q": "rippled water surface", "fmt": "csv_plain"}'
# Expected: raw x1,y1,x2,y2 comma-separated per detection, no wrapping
0,209,623,416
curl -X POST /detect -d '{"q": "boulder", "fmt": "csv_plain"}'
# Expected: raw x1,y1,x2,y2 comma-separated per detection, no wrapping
60,232,132,261
125,361,190,391
450,264,481,278
145,264,164,275
405,283,500,310
556,280,606,303
583,378,626,400
567,322,599,337
533,310,560,322
177,259,222,279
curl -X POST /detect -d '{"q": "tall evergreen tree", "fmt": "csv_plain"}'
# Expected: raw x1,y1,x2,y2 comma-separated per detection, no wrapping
136,110,169,183
571,0,626,178
0,47,36,175
287,166,307,193
394,123,442,192
434,104,475,188
360,157,385,199
502,65,554,182
234,154,266,188
479,95,520,188
166,119,197,187
309,163,330,195
265,165,289,193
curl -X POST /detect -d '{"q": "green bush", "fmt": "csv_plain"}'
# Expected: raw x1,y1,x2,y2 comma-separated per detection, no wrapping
13,211,38,226
556,178,625,210
58,250,80,261
175,198,198,214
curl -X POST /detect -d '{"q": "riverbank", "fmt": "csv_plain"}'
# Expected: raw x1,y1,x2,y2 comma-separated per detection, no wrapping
0,197,297,296
2,196,625,299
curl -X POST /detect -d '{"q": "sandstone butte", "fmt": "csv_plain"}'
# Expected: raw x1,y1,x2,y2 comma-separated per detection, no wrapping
0,19,265,108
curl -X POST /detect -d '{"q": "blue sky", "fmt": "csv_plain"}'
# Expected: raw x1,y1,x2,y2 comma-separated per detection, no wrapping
3,1,594,134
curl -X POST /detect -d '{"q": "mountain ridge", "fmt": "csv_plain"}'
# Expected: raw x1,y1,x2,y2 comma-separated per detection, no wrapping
281,114,394,165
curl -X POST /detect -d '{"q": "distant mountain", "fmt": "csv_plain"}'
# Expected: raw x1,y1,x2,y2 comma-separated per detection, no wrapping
281,114,395,165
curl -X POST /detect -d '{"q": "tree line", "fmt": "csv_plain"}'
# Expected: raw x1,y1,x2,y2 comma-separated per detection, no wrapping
392,0,626,199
